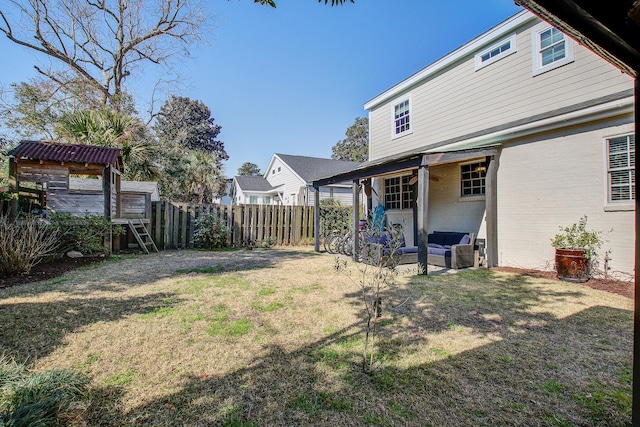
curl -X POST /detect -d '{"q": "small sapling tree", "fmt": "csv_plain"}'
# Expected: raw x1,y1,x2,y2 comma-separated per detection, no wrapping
334,224,405,372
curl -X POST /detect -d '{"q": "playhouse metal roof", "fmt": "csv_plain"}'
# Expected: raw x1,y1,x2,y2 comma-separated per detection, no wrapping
10,141,122,166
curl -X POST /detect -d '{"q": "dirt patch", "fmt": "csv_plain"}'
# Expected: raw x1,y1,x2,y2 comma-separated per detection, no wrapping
0,256,106,289
491,266,634,299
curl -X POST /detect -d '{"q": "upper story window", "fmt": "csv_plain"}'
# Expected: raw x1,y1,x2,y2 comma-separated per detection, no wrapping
392,97,412,138
384,176,413,210
532,25,574,76
277,166,281,173
607,134,635,203
460,161,487,197
475,34,517,71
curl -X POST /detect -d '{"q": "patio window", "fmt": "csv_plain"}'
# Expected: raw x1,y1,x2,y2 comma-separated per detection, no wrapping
532,25,574,75
393,98,411,137
607,134,635,202
384,176,413,209
475,34,517,70
460,161,487,197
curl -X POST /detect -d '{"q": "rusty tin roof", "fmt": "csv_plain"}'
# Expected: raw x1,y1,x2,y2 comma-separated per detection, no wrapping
10,141,122,167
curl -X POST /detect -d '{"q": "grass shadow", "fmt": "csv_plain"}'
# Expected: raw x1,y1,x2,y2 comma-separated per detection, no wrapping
91,304,631,426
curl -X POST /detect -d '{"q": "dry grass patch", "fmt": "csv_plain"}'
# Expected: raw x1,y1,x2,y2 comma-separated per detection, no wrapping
0,248,632,426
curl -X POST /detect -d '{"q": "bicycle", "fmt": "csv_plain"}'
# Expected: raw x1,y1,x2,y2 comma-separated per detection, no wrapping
323,230,342,254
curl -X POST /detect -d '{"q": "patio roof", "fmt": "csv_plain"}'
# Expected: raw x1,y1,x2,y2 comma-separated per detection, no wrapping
313,146,499,187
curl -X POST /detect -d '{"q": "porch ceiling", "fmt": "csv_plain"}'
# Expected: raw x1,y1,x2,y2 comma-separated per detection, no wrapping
313,146,498,187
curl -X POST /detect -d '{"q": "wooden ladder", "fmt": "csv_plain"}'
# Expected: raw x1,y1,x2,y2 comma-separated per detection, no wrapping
128,219,159,254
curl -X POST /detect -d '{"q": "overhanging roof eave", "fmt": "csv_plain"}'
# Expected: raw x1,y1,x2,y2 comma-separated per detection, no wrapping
313,146,500,187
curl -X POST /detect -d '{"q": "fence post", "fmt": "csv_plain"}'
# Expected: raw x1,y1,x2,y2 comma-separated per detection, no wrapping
188,205,196,248
154,201,162,248
283,205,291,245
249,205,258,243
233,205,243,246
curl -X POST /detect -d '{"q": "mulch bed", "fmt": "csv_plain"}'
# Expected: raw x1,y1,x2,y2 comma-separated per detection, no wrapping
491,266,634,299
0,256,107,289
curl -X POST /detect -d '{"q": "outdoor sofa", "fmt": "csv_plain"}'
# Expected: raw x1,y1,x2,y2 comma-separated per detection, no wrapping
364,231,476,269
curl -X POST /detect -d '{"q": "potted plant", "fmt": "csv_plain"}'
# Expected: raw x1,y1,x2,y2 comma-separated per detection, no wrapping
550,216,604,283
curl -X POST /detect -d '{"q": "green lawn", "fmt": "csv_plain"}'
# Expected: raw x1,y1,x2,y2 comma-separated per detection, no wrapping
0,248,632,426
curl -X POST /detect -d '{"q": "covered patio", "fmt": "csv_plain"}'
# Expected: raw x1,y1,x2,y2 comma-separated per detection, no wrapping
312,145,499,275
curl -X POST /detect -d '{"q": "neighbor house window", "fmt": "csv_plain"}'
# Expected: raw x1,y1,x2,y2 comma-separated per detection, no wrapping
249,196,258,204
607,134,635,202
384,176,413,209
532,25,574,75
475,34,517,70
460,161,487,197
393,98,411,137
263,196,271,204
277,166,281,173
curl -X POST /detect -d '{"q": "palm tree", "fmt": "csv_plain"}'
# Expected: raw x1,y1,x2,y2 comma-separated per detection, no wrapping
56,109,159,180
187,150,226,204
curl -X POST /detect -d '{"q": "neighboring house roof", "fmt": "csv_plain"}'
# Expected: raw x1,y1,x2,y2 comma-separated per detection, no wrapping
10,140,122,166
234,175,275,192
69,178,160,200
272,154,361,183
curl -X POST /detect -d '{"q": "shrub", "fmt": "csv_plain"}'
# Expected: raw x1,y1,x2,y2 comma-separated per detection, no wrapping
0,215,60,278
319,199,352,237
0,358,89,426
194,213,229,249
49,212,124,255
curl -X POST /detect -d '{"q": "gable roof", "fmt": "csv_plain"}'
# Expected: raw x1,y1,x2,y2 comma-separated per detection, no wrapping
234,175,275,192
10,141,122,167
273,153,361,183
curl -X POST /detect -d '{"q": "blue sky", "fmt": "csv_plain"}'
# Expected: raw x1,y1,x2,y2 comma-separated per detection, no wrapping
0,0,523,177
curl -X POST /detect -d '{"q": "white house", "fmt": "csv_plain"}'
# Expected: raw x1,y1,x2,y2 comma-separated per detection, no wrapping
314,10,634,278
212,179,234,205
233,153,361,206
231,175,277,205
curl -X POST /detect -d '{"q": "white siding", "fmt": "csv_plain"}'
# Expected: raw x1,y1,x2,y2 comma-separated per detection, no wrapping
369,18,633,161
497,118,634,278
266,157,306,205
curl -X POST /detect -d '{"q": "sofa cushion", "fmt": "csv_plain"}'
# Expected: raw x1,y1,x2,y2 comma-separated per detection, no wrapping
428,233,446,246
429,231,471,246
427,246,451,257
397,246,417,254
378,233,390,246
383,245,418,256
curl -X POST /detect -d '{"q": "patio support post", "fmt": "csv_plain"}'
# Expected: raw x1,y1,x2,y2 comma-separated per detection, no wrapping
314,186,320,252
352,179,360,261
485,150,499,267
416,156,429,275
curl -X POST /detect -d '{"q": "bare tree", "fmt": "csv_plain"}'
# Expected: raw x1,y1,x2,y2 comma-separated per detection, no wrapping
0,0,210,111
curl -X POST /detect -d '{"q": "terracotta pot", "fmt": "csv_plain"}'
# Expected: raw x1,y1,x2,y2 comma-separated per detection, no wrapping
555,248,589,283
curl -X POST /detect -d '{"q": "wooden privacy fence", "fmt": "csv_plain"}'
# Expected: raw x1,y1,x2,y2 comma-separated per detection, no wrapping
150,202,315,249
